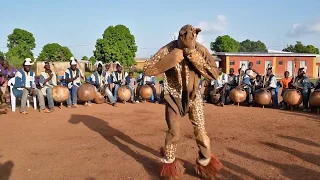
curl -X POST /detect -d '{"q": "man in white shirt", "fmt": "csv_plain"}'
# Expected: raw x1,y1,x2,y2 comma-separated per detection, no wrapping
112,63,128,101
64,57,87,108
263,67,278,108
12,58,50,114
210,68,229,106
91,61,116,106
39,61,60,111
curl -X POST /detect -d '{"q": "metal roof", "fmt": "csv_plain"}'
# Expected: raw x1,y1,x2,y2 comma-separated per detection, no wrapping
216,52,320,57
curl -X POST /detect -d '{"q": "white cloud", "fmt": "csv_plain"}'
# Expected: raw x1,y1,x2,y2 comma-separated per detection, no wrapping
197,14,228,34
287,18,320,37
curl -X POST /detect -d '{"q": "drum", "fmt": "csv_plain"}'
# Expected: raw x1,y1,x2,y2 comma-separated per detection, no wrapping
283,89,303,106
139,85,153,100
77,83,96,102
52,85,70,102
254,89,272,106
309,90,320,107
117,86,131,102
229,88,247,104
94,92,105,104
210,94,220,104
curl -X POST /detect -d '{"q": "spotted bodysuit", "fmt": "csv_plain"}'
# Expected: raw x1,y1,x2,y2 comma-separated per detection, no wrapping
143,40,219,165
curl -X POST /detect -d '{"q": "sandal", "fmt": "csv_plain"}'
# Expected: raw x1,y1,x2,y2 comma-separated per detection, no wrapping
20,111,28,115
40,109,51,113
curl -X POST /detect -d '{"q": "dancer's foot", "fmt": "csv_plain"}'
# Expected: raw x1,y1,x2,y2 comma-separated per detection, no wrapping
195,154,223,179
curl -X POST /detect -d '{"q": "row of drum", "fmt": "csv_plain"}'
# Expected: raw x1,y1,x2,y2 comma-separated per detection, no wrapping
229,87,320,109
50,83,155,104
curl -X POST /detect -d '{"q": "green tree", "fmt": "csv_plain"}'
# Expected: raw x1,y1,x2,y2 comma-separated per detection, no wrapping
94,24,138,67
89,56,96,63
82,56,89,60
210,35,239,52
239,39,267,52
0,51,5,57
37,43,73,61
5,28,36,67
283,41,319,54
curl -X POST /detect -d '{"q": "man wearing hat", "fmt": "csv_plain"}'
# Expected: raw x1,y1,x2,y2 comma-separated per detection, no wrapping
112,63,128,101
64,57,87,108
91,61,116,106
13,58,51,114
39,61,60,111
290,67,311,112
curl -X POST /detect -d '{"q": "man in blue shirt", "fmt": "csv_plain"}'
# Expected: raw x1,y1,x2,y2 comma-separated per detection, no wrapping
290,67,311,112
13,58,51,114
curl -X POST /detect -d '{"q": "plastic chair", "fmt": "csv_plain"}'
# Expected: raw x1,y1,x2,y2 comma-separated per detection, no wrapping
7,78,37,112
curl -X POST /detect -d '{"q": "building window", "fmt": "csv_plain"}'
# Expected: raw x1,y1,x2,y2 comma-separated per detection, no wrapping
300,60,306,68
256,60,261,65
278,60,283,65
230,61,235,65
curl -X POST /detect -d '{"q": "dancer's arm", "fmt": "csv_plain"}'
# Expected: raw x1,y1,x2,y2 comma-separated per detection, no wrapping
143,40,182,76
185,43,219,80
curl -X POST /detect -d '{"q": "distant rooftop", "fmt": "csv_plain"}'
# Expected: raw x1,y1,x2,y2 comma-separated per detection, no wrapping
216,52,320,57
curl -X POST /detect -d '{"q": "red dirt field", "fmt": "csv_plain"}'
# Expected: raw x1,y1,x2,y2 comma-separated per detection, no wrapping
0,102,319,180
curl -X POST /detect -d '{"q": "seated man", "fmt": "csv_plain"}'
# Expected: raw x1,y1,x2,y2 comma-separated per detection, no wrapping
315,78,320,90
39,61,60,111
210,68,229,106
64,57,88,108
136,72,158,103
0,59,17,107
263,67,278,108
289,67,311,112
237,68,252,106
13,58,51,114
112,63,128,101
91,61,116,106
125,72,137,104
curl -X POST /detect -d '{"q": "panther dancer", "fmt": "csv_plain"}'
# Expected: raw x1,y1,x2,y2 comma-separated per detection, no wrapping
143,25,223,179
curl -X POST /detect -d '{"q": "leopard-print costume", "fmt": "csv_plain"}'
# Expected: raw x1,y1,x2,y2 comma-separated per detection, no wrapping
143,25,218,165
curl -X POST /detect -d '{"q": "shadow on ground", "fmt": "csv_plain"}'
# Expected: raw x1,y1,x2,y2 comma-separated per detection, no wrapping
0,155,14,180
68,114,199,179
228,148,320,180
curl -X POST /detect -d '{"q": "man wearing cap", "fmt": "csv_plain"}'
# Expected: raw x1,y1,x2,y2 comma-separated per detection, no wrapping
64,57,86,108
13,58,51,114
289,67,311,112
39,61,60,111
91,61,117,106
112,63,128,101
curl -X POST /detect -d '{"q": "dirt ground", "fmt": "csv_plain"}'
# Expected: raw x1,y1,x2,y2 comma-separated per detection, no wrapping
0,101,319,180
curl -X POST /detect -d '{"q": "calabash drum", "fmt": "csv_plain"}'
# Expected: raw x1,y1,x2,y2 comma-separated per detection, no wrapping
140,85,153,100
283,89,303,106
309,90,320,107
77,83,96,102
210,93,220,104
254,89,272,106
118,86,131,102
230,88,247,104
94,92,105,104
52,85,70,102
